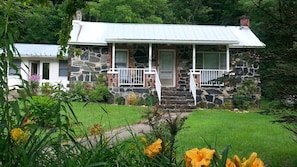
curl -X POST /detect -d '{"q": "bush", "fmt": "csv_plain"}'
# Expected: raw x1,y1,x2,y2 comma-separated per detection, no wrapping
27,96,60,128
89,84,109,102
126,93,140,105
68,81,89,101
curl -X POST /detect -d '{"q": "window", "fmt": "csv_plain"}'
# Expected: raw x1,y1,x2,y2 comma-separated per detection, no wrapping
59,60,68,76
42,63,50,79
196,52,226,69
9,59,21,75
31,62,38,75
115,50,128,68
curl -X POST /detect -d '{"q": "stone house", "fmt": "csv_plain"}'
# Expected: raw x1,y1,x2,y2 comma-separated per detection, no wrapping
68,18,265,110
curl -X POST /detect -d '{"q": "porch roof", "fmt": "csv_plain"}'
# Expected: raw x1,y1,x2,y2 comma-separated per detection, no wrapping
69,21,265,48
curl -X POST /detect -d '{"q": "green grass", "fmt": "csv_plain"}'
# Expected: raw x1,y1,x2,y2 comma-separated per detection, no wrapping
175,109,297,167
69,102,149,135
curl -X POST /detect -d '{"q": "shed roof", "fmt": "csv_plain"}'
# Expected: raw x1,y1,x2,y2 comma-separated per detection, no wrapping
69,21,265,48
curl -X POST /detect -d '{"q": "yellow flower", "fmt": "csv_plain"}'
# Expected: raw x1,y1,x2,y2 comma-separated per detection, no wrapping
144,138,162,158
232,153,264,167
141,137,147,145
226,158,236,167
10,128,28,143
184,148,215,167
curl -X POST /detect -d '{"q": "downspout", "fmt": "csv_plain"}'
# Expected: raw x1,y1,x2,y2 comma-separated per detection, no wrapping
112,43,116,72
149,43,152,72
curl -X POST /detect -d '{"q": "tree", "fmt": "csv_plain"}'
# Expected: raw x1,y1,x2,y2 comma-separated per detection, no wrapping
83,0,172,23
17,3,62,44
246,0,297,142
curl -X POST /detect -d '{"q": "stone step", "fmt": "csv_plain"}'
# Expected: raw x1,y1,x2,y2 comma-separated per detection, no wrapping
159,88,196,112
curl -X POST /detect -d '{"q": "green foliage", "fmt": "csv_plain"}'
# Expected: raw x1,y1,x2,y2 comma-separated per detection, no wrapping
68,81,89,101
89,84,109,102
84,0,171,23
232,79,259,110
144,93,157,106
142,107,187,165
26,96,59,128
40,82,54,96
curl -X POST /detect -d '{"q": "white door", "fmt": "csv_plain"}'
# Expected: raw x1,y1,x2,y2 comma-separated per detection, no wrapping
158,50,175,87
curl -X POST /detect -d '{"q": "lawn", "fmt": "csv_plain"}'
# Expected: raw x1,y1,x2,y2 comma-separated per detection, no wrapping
175,109,297,167
69,102,149,136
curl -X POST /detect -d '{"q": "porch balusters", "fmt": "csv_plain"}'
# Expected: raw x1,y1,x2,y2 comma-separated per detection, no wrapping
199,69,226,86
117,68,145,86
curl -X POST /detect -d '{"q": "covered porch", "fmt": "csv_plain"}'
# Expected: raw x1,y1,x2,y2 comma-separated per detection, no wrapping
107,43,231,104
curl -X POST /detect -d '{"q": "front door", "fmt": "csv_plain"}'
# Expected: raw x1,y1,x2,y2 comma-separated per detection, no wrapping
158,50,175,87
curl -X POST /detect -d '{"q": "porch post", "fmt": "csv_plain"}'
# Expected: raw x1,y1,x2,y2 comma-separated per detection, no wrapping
226,45,230,71
149,43,152,72
112,43,116,72
192,44,196,71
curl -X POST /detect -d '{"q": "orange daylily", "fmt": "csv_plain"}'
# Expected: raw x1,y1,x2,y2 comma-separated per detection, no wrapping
226,158,236,167
144,138,162,158
10,128,29,144
184,148,215,167
231,152,264,167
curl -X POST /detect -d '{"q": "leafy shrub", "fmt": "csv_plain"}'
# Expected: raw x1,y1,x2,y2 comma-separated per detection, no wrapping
89,84,109,102
232,95,251,110
68,81,89,101
144,94,157,106
27,96,59,128
40,82,54,96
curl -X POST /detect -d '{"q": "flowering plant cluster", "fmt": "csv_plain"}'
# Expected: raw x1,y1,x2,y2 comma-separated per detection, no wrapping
142,138,264,167
90,124,103,136
29,74,41,81
29,74,41,95
184,148,215,167
143,138,162,158
226,152,264,167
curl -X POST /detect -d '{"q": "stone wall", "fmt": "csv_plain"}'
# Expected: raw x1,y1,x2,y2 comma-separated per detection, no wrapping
193,49,261,108
70,46,110,84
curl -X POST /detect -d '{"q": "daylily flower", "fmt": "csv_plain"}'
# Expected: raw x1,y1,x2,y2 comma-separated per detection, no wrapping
184,148,215,167
144,138,162,158
21,118,31,127
232,152,264,167
226,158,236,167
10,128,29,144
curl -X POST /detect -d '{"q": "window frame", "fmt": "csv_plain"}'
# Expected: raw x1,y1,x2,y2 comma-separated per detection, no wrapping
196,51,226,70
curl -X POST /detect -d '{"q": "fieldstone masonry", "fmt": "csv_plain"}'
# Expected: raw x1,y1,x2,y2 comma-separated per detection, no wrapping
70,45,261,107
70,46,110,84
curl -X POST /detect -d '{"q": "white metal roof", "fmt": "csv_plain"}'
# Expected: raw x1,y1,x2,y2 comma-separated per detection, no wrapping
13,43,61,57
69,20,265,48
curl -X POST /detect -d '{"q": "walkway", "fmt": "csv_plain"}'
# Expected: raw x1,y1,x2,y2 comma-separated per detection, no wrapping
76,112,191,146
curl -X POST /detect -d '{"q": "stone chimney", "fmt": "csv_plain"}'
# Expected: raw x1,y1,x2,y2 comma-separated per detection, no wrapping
74,10,82,21
240,15,250,27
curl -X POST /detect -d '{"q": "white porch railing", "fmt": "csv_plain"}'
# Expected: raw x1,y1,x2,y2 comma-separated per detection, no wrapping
189,70,198,105
192,69,227,86
117,68,162,104
117,68,145,86
153,69,162,104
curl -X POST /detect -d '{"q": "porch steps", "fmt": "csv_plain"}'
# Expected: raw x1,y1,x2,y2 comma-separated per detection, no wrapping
159,88,196,112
